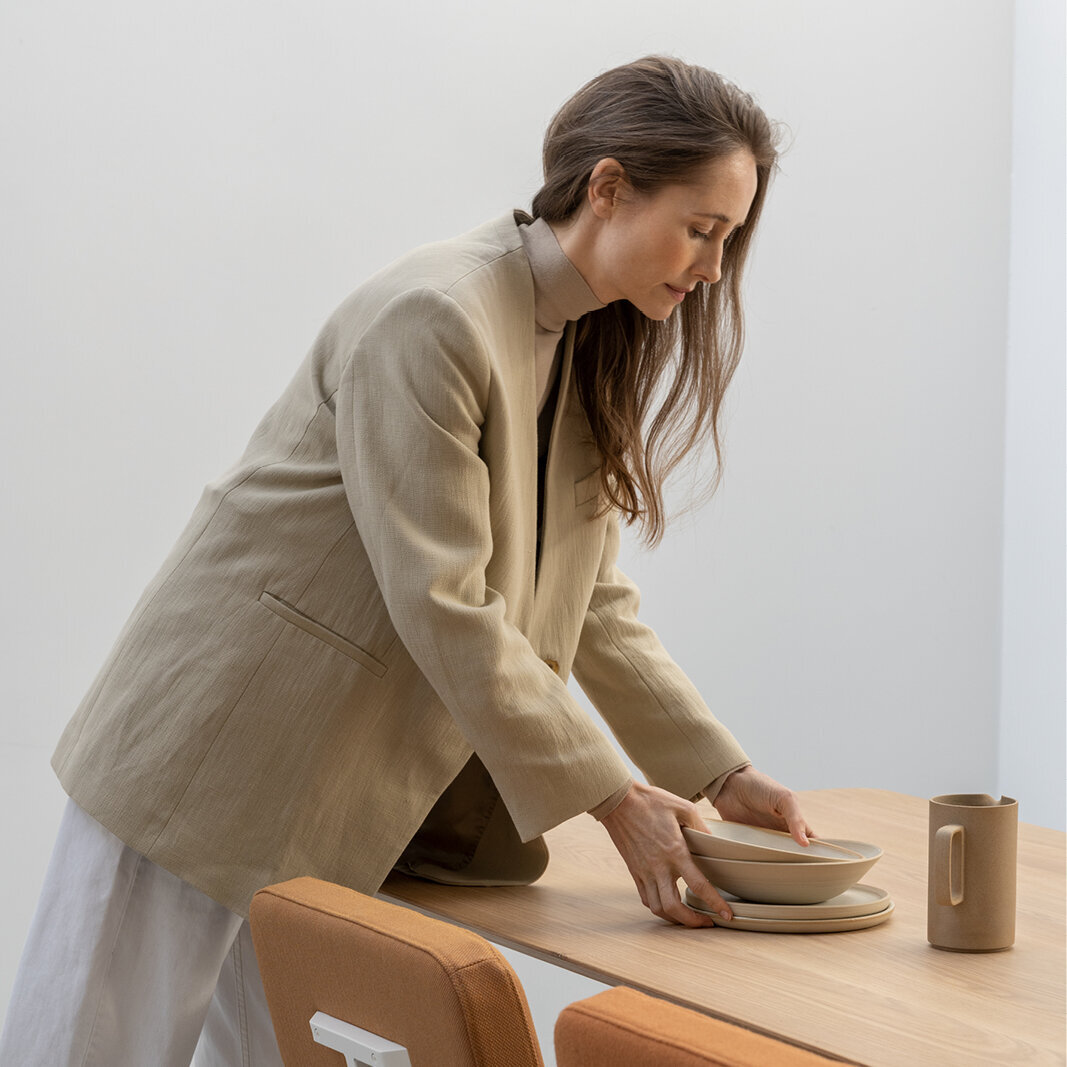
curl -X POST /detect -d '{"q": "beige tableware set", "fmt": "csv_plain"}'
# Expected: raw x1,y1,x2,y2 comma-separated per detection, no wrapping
681,822,893,933
682,795,1019,946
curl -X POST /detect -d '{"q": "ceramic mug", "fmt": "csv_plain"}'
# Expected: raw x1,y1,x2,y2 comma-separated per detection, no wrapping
927,794,1018,952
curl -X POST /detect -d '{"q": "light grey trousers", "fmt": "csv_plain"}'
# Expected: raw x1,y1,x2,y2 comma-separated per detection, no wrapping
0,798,284,1067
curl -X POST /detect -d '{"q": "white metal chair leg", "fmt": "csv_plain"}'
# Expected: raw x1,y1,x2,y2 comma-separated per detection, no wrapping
309,1011,413,1066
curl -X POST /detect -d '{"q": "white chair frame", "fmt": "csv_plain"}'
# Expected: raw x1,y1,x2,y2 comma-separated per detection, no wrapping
309,1010,413,1067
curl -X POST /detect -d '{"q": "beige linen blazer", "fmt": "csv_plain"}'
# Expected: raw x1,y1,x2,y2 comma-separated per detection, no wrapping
53,211,748,916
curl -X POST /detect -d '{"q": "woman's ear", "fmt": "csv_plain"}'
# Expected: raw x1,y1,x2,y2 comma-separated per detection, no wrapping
587,157,631,220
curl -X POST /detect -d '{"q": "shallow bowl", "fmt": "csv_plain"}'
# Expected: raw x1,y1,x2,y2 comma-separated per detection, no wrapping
691,840,881,904
683,823,864,864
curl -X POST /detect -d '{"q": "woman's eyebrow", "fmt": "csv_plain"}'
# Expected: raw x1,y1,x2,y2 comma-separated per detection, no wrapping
693,210,746,226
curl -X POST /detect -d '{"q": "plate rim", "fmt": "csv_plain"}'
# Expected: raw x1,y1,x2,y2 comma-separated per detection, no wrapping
690,884,892,920
684,891,895,933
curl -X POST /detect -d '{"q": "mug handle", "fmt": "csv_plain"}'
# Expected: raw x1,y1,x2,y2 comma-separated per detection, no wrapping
935,824,965,906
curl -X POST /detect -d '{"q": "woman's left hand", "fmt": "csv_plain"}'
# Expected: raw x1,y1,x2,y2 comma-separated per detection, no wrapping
712,766,814,846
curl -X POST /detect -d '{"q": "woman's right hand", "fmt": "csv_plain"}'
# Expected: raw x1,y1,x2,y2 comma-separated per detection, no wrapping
598,781,733,927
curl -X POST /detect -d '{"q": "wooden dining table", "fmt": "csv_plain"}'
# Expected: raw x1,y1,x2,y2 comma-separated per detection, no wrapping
381,788,1066,1066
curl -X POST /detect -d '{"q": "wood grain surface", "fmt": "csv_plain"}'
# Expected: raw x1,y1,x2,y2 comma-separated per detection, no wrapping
381,788,1065,1066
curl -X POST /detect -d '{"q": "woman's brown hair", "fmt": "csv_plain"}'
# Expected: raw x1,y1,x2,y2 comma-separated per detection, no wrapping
532,56,781,546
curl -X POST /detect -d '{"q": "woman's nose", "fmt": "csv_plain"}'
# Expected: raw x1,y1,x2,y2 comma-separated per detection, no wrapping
693,245,723,285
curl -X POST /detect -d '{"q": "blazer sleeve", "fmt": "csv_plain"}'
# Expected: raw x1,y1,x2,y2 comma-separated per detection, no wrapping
335,286,631,841
571,513,750,802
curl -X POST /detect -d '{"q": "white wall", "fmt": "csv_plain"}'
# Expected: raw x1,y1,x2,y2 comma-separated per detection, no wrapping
2,0,1062,1056
997,0,1066,834
600,3,1019,812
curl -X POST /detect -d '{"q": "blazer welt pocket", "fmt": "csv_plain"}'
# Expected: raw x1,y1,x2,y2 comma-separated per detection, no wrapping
258,592,388,678
574,469,601,508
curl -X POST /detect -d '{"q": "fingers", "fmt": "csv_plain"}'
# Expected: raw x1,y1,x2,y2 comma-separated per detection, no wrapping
630,836,721,928
656,803,723,925
602,785,726,927
774,788,814,846
645,877,718,928
678,801,713,834
637,845,732,928
716,767,816,847
680,860,733,922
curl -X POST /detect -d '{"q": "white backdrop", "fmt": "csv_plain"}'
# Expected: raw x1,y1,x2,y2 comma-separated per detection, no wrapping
2,0,1063,1055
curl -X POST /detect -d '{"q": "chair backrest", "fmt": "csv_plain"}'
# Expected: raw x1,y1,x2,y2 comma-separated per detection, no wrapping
250,877,544,1067
555,987,842,1067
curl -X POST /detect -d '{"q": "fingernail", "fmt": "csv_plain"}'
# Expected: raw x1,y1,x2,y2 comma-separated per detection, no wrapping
719,909,732,921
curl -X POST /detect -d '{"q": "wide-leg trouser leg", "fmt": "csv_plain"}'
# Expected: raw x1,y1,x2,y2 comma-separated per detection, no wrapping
193,921,284,1067
0,798,280,1067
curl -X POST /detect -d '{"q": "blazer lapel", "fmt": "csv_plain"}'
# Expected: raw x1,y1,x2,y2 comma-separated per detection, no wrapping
534,322,605,604
481,211,603,639
476,213,540,630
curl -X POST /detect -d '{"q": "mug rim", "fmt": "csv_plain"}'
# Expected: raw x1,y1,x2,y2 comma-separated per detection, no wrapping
930,793,1017,808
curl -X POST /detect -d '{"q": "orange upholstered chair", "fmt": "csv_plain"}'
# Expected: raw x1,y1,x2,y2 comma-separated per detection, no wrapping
249,877,543,1067
555,987,841,1067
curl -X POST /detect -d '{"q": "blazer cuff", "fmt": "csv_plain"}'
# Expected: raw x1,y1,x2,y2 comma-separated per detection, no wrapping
700,762,752,804
587,780,633,821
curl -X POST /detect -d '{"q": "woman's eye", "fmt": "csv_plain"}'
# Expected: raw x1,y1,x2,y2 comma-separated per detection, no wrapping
690,228,712,241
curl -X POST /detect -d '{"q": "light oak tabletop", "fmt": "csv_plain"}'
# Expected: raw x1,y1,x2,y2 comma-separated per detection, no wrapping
381,788,1066,1066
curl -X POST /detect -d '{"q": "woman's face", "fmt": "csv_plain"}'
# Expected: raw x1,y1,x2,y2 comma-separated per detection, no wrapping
591,149,759,321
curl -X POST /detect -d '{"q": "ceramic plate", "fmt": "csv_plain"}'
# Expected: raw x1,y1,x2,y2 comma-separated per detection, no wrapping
685,889,894,933
704,884,891,921
682,824,862,864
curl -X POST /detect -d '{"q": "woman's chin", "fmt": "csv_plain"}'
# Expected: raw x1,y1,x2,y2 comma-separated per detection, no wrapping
624,294,680,321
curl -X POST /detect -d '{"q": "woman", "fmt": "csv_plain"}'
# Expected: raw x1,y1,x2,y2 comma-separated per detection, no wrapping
2,55,812,1066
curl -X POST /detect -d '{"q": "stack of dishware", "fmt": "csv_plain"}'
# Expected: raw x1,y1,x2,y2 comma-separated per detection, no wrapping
682,822,893,932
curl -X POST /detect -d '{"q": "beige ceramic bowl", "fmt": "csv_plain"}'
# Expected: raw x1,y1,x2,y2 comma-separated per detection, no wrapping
682,823,864,864
691,840,882,904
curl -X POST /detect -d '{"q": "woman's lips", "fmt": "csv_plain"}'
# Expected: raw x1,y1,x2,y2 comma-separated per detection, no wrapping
666,284,690,303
